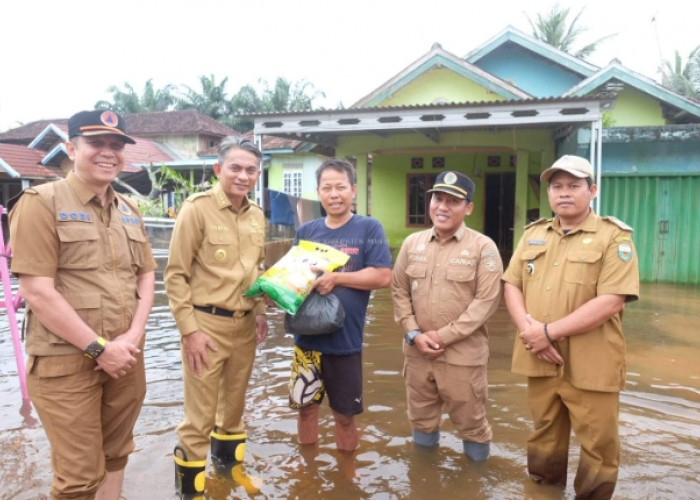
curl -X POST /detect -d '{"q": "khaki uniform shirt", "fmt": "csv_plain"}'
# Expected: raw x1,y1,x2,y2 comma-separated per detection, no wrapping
503,211,640,392
165,183,266,336
9,172,157,356
392,224,503,366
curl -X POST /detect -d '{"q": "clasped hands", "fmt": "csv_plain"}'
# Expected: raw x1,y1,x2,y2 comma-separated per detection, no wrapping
519,315,563,365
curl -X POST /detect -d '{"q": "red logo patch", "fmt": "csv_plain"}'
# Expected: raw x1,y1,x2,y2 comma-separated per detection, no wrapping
100,111,119,127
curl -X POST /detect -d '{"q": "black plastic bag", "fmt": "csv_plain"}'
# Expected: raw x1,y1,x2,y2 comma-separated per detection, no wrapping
284,291,345,336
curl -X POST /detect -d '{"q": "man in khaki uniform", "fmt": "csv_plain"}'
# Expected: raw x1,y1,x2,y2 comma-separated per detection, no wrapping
165,136,268,498
9,110,156,500
503,155,639,499
392,171,503,461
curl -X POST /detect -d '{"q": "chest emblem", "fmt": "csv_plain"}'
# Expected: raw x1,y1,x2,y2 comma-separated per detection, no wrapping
526,260,535,275
582,237,593,245
215,249,228,262
119,203,131,215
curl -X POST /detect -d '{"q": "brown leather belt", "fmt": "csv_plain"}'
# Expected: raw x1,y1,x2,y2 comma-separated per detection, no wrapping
193,305,250,319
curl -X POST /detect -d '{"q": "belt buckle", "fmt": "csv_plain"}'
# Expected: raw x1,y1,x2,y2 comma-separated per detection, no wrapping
233,310,246,319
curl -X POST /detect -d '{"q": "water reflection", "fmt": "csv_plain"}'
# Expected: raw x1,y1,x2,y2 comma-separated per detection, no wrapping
1,275,699,499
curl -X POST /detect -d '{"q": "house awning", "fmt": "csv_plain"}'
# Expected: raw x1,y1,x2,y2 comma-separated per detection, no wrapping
247,96,611,147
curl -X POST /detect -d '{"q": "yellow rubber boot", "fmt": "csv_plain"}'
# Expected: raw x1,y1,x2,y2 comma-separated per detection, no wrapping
174,446,206,499
210,430,247,466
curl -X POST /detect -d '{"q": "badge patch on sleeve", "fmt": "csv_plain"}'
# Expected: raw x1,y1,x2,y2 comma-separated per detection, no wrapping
618,243,633,262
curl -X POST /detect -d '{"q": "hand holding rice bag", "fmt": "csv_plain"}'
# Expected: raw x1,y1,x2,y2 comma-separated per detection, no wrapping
244,240,349,314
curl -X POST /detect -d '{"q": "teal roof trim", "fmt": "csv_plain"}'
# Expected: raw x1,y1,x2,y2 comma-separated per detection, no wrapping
28,123,68,150
0,157,20,178
41,144,68,166
565,63,700,119
466,26,597,78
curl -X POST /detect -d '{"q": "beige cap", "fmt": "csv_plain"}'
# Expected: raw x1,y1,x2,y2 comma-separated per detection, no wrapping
540,155,594,182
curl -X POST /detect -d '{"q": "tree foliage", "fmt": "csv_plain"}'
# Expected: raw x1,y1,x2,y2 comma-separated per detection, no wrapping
95,75,325,131
526,4,615,60
95,79,177,114
176,74,232,121
229,77,325,131
661,46,700,101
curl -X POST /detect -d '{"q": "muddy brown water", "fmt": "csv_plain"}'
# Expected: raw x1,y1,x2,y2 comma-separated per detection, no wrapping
1,269,699,499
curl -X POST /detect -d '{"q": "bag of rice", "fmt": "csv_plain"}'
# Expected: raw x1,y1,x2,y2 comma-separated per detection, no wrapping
244,240,348,314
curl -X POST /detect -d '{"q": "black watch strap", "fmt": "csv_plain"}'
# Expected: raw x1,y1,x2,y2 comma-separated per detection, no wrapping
83,337,107,359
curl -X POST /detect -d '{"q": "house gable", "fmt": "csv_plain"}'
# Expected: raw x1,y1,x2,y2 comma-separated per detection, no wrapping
563,62,700,125
352,43,531,108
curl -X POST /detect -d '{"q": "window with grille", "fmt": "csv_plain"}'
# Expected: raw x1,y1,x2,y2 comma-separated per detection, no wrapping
406,173,438,227
283,165,303,197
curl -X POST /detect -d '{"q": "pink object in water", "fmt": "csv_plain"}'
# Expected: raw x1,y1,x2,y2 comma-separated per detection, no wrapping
0,204,29,403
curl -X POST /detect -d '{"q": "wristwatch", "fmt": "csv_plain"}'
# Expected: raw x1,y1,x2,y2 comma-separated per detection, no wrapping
404,329,421,346
83,337,107,359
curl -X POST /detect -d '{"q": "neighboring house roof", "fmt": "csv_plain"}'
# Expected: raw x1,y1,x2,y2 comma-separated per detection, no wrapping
27,123,68,151
563,60,700,121
124,109,240,137
0,143,61,179
352,42,532,108
0,119,68,145
40,136,177,173
465,25,598,78
0,109,240,145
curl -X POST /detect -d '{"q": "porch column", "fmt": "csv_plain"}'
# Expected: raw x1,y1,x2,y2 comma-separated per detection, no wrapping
354,154,369,216
539,148,554,219
512,150,530,249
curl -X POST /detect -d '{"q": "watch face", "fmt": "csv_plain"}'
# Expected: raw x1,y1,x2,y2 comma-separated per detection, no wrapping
404,331,418,345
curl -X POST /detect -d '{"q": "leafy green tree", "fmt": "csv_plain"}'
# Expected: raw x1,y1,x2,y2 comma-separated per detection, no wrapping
526,4,615,60
229,77,325,132
176,74,232,121
95,79,177,113
661,46,700,101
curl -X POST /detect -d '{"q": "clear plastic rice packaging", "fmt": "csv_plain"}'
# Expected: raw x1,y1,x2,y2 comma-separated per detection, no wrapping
244,240,349,315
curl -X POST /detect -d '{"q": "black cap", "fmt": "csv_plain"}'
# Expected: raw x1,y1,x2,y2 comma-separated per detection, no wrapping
68,110,136,144
428,171,475,200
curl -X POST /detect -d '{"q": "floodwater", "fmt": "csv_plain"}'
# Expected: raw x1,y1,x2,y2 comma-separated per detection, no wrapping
1,264,699,499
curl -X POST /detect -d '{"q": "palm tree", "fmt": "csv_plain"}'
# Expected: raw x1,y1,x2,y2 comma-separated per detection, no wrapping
661,46,700,101
176,74,232,121
229,78,325,132
526,4,615,59
95,79,176,113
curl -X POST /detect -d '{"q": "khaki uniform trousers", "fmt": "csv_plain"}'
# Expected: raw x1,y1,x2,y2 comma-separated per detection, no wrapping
527,376,620,500
404,357,492,443
27,352,146,500
177,309,257,461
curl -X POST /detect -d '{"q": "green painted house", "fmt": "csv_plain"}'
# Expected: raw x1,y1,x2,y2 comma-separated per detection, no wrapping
252,26,700,284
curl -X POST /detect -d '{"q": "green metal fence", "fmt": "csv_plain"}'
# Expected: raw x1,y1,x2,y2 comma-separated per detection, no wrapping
600,175,700,284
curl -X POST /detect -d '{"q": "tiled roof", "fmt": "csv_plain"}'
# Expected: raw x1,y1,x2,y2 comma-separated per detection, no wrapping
124,137,177,172
198,134,303,157
0,143,61,178
0,119,68,145
0,109,240,144
124,109,240,137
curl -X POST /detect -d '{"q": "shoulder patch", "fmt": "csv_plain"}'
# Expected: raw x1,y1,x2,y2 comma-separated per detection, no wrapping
524,217,549,229
602,215,633,232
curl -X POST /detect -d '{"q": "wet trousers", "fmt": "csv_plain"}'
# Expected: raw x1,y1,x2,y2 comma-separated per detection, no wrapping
527,376,620,500
28,352,146,500
176,310,257,461
404,357,492,443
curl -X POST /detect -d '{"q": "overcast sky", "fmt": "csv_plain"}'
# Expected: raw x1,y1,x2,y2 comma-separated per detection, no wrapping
1,0,696,132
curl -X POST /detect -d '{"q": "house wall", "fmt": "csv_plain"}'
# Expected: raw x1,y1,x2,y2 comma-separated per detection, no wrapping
266,153,325,198
376,68,505,106
606,87,666,127
336,129,552,247
147,134,200,158
474,45,583,97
